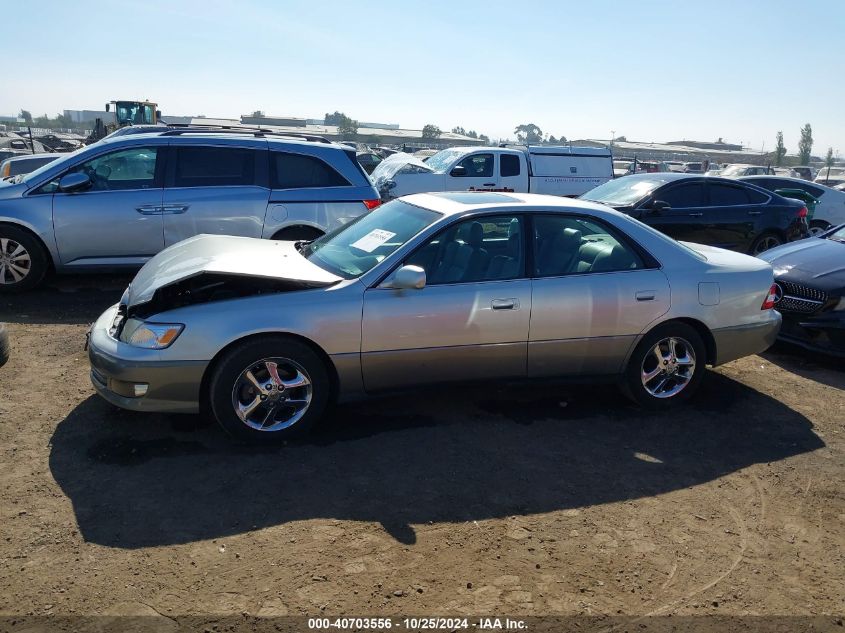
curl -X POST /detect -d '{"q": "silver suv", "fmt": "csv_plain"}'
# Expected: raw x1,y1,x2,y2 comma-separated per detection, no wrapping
0,129,380,291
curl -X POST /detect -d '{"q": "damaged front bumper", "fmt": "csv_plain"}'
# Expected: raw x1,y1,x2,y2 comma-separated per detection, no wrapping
777,311,845,357
88,304,208,413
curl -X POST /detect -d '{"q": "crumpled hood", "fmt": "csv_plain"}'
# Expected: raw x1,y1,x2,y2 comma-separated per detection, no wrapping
759,237,845,293
369,152,433,191
127,234,342,307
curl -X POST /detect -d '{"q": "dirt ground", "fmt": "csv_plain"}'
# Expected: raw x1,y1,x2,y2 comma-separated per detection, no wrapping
0,275,843,628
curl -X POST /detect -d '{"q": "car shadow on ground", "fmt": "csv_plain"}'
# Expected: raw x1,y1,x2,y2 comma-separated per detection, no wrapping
0,274,131,325
49,372,824,548
761,342,844,390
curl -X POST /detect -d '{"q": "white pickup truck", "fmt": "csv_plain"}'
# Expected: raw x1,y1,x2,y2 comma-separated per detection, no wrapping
370,145,613,200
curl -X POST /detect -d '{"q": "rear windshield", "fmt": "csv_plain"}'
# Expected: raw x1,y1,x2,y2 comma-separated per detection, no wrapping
581,176,672,206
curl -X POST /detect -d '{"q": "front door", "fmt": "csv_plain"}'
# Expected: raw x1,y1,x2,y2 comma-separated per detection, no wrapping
446,153,498,192
361,214,530,391
639,181,708,244
52,146,164,265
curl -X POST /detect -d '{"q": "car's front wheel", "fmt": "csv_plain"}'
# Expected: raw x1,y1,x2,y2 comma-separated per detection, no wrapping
0,225,49,292
208,336,330,442
622,322,706,408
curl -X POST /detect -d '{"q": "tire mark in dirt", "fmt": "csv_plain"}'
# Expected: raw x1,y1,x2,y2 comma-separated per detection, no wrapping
603,498,750,632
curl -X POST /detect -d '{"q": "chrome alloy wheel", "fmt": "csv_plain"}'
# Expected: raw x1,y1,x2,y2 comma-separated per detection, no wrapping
0,238,31,285
751,235,782,255
640,337,696,399
231,358,313,432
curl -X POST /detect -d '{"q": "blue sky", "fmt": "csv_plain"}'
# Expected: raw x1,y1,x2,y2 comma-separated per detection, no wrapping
2,0,843,157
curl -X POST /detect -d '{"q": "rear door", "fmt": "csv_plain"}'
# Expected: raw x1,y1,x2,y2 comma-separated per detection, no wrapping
528,214,670,376
445,152,498,191
162,140,270,245
498,152,523,192
51,144,164,265
701,181,762,250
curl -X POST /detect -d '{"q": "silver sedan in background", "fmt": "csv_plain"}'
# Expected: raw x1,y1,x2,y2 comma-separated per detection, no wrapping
88,192,782,442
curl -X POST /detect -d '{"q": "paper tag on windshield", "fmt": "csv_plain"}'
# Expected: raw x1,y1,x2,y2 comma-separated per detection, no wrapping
351,229,396,253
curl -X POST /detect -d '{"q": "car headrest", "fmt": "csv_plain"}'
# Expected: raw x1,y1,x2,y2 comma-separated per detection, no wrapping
508,218,521,237
468,221,484,248
560,228,582,247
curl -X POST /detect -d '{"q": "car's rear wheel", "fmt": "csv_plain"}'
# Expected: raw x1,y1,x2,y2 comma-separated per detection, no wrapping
749,231,783,256
208,336,330,442
809,220,831,236
0,226,49,292
622,322,706,408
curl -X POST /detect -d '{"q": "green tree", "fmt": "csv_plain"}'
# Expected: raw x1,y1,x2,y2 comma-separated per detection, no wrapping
34,113,52,128
514,123,543,144
19,109,32,123
825,147,835,167
250,110,265,117
478,134,490,143
774,131,786,166
421,124,442,139
466,130,478,139
797,123,813,165
547,135,557,144
324,111,358,136
55,112,73,128
452,126,466,136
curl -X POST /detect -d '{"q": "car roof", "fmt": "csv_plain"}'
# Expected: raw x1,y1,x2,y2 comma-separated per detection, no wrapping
742,174,835,191
0,153,58,164
98,131,351,151
401,191,621,217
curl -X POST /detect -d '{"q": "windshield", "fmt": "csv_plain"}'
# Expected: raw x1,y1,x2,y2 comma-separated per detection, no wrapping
581,176,671,206
424,149,464,173
302,200,440,278
828,225,845,242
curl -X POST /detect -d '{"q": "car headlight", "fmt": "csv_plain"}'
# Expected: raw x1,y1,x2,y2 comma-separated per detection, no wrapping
120,318,184,349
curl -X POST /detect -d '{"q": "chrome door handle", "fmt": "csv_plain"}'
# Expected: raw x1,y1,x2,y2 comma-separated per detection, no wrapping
635,291,656,301
161,204,189,215
688,212,703,217
135,205,162,215
491,298,518,310
483,182,496,186
748,211,762,216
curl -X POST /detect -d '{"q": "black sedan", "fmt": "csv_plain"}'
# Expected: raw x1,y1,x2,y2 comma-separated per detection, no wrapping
759,225,845,356
581,174,809,255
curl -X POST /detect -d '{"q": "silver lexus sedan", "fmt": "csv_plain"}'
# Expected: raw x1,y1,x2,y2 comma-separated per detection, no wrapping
88,192,782,442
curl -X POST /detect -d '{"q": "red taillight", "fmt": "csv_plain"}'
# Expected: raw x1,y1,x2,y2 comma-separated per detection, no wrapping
761,283,778,310
797,206,808,218
363,199,381,210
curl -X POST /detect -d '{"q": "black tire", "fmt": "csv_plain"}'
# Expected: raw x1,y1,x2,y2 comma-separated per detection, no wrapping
208,336,330,442
272,226,324,242
809,220,831,237
621,322,706,409
0,225,49,292
0,323,9,368
749,231,784,256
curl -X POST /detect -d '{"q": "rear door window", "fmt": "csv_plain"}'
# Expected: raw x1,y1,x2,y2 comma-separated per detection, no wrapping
271,152,350,188
173,146,256,187
500,154,521,177
709,183,750,206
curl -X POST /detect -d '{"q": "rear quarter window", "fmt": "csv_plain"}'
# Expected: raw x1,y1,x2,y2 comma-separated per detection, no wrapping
271,152,351,189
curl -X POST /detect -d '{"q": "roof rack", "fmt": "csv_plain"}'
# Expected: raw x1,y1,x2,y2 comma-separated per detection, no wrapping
160,125,331,144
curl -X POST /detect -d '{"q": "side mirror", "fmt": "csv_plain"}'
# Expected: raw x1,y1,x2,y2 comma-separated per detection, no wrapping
155,110,162,120
649,200,670,213
58,172,92,193
450,165,467,177
386,265,426,290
